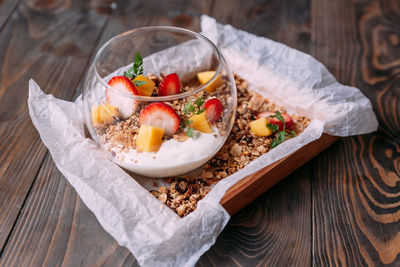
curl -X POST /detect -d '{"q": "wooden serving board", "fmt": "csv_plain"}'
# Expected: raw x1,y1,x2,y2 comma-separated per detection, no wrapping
220,134,338,215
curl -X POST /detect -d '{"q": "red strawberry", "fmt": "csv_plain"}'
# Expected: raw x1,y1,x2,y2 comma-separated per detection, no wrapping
139,102,180,136
106,76,138,118
257,111,293,130
204,98,223,123
158,73,181,96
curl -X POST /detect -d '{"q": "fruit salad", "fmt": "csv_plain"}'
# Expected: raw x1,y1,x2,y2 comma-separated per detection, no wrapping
91,53,230,177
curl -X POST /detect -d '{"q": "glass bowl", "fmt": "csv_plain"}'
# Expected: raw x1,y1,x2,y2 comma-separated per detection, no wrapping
83,26,237,177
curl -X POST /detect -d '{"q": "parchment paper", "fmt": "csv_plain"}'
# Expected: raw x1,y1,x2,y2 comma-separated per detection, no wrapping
28,15,378,267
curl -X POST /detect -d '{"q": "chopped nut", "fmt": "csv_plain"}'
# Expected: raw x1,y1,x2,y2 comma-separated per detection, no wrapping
201,171,213,179
189,194,201,202
248,94,264,110
177,204,186,217
257,145,267,154
251,148,261,156
173,133,189,142
159,187,168,194
230,143,242,157
158,193,167,204
175,178,189,194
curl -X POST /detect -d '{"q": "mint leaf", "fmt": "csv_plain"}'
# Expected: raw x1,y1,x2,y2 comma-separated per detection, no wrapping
195,96,204,108
181,119,192,129
267,123,279,132
196,108,205,115
270,139,281,148
133,80,146,87
123,52,144,80
275,111,285,124
276,131,286,142
123,67,135,79
187,127,194,138
183,103,195,114
133,53,143,76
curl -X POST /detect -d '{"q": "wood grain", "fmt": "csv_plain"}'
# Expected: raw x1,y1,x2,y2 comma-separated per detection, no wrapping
198,162,314,266
0,0,399,266
0,0,107,252
211,0,310,52
0,0,214,266
221,134,338,216
198,0,314,265
0,154,139,267
311,0,400,265
0,0,21,30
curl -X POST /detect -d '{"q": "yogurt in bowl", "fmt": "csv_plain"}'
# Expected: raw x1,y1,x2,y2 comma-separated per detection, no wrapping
105,127,224,177
83,27,237,177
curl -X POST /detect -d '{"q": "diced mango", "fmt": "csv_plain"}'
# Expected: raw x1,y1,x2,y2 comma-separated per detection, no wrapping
197,71,224,92
133,75,155,96
92,104,119,125
136,125,165,152
249,118,273,137
189,112,213,134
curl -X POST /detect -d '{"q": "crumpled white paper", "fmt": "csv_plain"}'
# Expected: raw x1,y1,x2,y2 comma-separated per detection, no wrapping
28,16,378,267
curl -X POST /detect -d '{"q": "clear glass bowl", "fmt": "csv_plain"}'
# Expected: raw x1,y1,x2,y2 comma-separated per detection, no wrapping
83,26,237,177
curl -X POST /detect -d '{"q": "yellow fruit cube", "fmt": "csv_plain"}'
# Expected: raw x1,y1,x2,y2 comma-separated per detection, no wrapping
136,125,165,152
133,75,155,96
189,112,213,134
249,118,273,137
92,104,119,125
197,71,224,92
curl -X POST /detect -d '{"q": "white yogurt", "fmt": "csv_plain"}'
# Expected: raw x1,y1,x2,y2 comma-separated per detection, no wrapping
107,129,224,177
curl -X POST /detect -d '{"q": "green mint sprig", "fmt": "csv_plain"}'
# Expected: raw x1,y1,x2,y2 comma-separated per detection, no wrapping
183,103,196,114
195,96,204,107
181,119,193,129
133,80,146,87
267,111,297,148
267,123,279,132
124,53,144,81
186,127,195,138
196,109,205,115
184,96,205,115
181,96,205,138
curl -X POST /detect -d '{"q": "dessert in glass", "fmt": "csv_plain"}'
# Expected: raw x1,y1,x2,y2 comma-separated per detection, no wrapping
83,27,237,177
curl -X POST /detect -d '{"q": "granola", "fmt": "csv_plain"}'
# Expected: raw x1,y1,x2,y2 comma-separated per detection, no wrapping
93,67,310,217
151,74,310,217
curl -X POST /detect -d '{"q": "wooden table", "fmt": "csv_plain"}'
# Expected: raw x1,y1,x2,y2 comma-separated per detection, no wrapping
0,0,399,266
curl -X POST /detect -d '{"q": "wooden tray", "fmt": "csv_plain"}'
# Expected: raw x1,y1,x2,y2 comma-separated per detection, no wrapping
220,134,338,215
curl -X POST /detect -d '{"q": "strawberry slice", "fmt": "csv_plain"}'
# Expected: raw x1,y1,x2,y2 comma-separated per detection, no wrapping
106,76,138,119
158,73,181,96
139,102,180,136
257,111,293,130
204,98,223,123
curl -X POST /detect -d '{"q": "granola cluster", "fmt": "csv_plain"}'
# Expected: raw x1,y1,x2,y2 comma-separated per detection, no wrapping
152,74,310,217
151,179,211,217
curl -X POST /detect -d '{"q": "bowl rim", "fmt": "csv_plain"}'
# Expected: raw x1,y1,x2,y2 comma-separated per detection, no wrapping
93,26,223,101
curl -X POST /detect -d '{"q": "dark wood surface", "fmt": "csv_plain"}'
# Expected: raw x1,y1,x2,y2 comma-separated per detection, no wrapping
220,134,339,216
0,0,398,266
